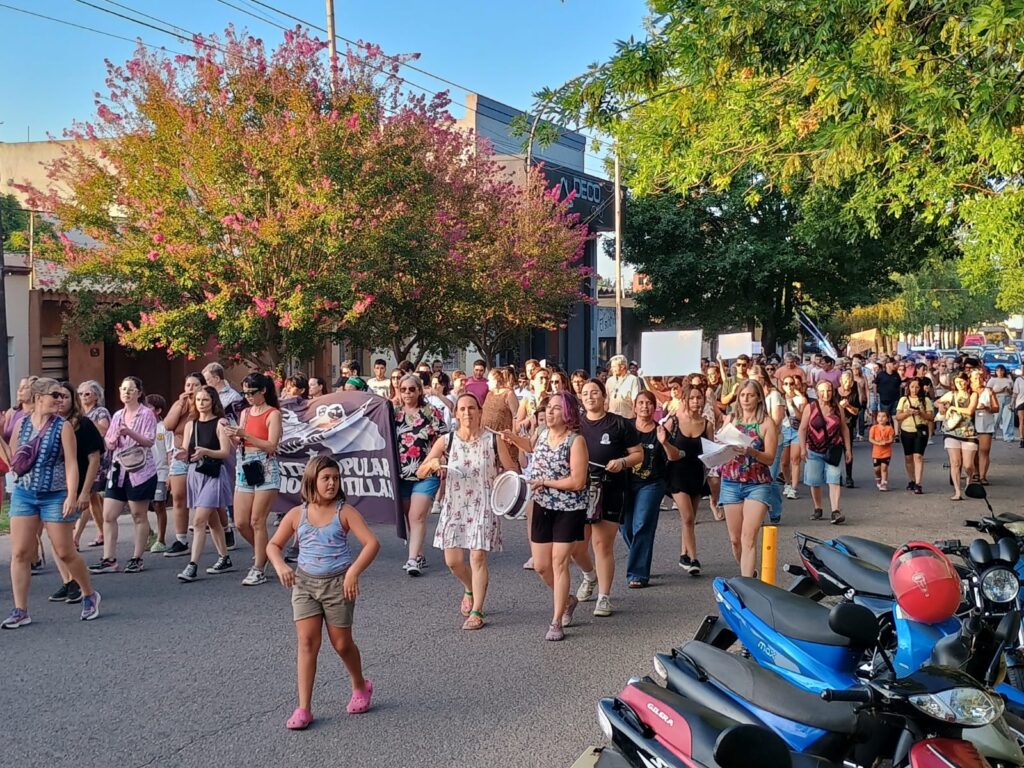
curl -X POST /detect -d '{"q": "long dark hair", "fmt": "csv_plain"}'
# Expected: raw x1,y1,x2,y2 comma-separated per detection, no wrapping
191,385,226,420
242,372,280,409
59,381,84,428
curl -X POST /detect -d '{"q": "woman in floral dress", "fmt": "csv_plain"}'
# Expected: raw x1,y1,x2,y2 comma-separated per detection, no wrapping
395,374,449,576
418,393,517,629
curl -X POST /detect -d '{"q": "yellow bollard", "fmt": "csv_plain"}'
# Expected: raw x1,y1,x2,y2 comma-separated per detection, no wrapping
760,525,778,585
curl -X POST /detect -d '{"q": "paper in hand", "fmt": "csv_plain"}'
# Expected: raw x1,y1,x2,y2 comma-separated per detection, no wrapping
715,422,754,448
699,438,736,469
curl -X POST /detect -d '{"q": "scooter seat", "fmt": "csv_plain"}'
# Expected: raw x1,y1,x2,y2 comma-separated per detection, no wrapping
834,536,896,571
996,512,1024,525
727,577,852,647
678,641,861,735
813,545,894,598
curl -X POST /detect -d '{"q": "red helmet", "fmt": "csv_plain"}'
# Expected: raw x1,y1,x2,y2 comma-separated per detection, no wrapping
889,541,961,624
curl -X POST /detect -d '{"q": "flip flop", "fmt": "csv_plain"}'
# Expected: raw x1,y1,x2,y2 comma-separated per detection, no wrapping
347,680,373,714
462,610,485,630
286,707,313,730
88,538,104,548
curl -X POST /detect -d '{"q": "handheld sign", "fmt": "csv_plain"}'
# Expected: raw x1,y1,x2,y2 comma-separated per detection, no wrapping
640,330,703,377
718,332,753,359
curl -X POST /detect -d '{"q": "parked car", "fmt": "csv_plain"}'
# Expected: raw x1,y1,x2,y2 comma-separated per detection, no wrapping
981,348,1022,374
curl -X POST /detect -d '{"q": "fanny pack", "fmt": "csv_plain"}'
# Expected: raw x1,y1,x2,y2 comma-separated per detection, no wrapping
115,446,148,472
10,417,57,477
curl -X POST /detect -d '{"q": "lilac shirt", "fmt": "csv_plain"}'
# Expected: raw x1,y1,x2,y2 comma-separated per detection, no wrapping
464,377,490,407
106,406,158,487
815,368,842,388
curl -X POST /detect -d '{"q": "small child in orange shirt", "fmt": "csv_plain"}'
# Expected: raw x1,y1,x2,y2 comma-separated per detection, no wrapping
869,411,896,491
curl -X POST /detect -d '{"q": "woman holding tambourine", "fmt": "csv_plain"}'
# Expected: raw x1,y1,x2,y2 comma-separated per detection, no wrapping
502,392,589,641
417,393,517,630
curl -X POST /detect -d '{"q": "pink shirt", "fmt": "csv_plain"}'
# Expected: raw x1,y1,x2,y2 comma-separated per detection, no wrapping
464,377,489,407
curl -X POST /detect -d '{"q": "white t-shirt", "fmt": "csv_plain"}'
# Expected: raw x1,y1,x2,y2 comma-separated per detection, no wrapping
152,423,172,482
367,377,391,399
1013,377,1024,408
989,377,1013,399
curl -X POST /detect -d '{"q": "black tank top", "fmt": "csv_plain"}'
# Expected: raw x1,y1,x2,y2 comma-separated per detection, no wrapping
671,417,705,468
188,418,219,460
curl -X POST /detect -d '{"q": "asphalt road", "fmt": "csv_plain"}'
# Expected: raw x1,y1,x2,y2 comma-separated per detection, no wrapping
1,439,1021,768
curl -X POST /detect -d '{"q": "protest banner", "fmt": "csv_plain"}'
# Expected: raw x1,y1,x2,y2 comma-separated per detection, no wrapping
272,392,403,537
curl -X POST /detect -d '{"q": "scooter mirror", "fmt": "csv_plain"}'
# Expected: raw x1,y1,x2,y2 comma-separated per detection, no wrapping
828,603,881,647
965,483,988,500
714,724,791,768
996,611,1022,645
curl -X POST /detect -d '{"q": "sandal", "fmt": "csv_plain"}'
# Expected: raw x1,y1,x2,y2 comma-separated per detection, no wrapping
628,580,647,589
950,494,963,501
462,610,485,630
830,510,845,525
286,707,313,730
460,591,473,617
711,503,725,521
88,538,104,548
346,680,373,714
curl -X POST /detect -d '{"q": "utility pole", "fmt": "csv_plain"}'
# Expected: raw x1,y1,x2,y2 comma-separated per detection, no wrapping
325,0,339,94
0,204,10,410
614,148,623,355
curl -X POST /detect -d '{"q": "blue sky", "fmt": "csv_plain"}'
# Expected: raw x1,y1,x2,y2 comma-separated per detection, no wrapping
0,0,648,163
0,0,647,276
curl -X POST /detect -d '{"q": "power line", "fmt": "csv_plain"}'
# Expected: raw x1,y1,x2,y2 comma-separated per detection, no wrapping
240,0,617,153
0,1,188,54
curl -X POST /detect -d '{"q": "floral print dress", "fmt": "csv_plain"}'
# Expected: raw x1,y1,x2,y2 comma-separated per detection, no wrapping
433,432,502,552
395,405,449,480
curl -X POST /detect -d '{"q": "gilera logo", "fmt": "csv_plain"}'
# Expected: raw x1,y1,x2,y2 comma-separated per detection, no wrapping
646,702,675,727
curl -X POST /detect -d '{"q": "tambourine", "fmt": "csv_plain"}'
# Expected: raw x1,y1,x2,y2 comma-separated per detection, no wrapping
490,471,531,519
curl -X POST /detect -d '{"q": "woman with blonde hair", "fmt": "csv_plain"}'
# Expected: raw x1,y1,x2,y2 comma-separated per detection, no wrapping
719,380,778,577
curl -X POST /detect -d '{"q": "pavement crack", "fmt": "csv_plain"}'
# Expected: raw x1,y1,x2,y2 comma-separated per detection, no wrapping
129,699,289,768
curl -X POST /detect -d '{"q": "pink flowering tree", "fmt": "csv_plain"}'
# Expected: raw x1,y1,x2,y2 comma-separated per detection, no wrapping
24,29,446,369
455,164,592,365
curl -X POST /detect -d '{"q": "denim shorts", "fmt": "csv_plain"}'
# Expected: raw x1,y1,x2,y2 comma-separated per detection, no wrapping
804,451,842,487
10,486,76,523
718,479,773,507
781,423,800,447
169,459,189,477
234,451,281,493
399,476,440,500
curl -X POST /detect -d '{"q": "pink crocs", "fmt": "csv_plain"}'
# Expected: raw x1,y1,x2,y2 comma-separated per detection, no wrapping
286,707,313,730
346,680,373,714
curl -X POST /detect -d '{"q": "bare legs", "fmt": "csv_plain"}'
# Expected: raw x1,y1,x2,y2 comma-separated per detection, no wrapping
102,497,151,561
724,501,766,578
294,617,366,712
403,493,434,563
233,489,277,568
532,541,574,625
444,548,489,614
673,491,700,561
189,505,227,563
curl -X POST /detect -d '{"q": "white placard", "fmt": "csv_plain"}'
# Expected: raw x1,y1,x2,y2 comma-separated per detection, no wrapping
640,330,703,377
751,341,763,354
718,332,753,359
896,341,909,356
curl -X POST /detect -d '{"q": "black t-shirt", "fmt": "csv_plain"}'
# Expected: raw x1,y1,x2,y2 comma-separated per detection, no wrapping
632,425,667,484
875,371,902,404
74,417,104,495
581,412,640,489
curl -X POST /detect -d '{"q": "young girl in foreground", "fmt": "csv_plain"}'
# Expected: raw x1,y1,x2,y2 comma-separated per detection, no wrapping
267,456,380,730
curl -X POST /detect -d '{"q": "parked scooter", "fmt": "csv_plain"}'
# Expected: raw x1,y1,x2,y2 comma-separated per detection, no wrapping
594,675,841,768
657,602,1024,766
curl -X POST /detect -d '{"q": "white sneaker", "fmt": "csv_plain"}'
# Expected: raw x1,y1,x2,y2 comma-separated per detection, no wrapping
241,566,267,586
576,576,597,602
405,558,422,577
784,487,799,500
593,595,612,617
783,484,793,497
430,501,442,516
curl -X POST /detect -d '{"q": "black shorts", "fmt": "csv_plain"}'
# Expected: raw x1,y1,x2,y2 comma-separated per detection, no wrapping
105,473,158,503
531,504,585,544
872,457,890,467
900,427,929,456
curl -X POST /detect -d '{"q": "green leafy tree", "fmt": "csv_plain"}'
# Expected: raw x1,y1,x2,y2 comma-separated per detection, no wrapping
541,0,1024,313
0,193,54,251
618,174,924,351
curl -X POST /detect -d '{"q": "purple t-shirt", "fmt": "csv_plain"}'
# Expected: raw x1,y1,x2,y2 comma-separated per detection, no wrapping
464,377,489,407
815,368,842,388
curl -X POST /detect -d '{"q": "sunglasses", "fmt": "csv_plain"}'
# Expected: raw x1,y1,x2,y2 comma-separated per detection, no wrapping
390,375,402,380
46,391,66,399
242,389,261,396
399,386,420,393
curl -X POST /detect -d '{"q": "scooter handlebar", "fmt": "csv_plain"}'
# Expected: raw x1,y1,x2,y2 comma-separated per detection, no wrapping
821,688,872,703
